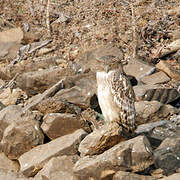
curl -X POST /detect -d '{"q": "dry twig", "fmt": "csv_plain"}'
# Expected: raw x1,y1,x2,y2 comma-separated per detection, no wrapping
46,0,51,36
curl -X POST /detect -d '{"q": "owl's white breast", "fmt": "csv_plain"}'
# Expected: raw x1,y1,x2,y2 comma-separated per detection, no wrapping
96,71,119,122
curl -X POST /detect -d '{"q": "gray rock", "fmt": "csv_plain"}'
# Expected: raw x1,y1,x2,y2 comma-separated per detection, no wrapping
141,71,170,85
135,101,179,125
154,137,180,174
18,129,87,177
149,122,180,142
134,85,180,104
34,156,78,180
135,120,169,134
113,171,156,180
41,113,85,139
74,136,153,179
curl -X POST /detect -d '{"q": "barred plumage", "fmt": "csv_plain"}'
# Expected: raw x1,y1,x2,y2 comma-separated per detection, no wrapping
96,57,136,133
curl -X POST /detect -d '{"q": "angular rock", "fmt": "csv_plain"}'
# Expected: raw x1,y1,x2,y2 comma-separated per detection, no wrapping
0,42,22,61
0,28,23,61
1,120,44,159
79,122,124,156
161,173,180,180
135,101,179,125
0,102,5,111
153,39,180,58
35,97,81,115
135,120,169,135
74,136,153,179
16,66,75,95
54,72,97,108
149,123,180,142
154,137,180,174
156,60,180,81
141,71,170,85
0,105,42,140
0,27,23,43
134,85,180,104
113,171,156,180
41,113,86,139
150,168,164,179
0,153,19,172
22,79,65,112
23,72,97,111
18,129,87,177
0,105,44,159
0,87,24,106
124,59,155,81
34,156,78,180
72,45,123,73
4,56,61,79
0,169,29,180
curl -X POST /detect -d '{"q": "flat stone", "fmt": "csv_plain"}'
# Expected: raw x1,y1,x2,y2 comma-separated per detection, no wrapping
34,156,78,180
113,171,156,180
124,60,155,81
134,85,180,104
135,120,169,135
74,136,153,180
141,71,170,85
41,113,85,139
18,129,87,177
149,123,180,142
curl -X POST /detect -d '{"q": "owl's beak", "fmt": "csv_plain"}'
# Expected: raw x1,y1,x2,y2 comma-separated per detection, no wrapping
105,65,109,73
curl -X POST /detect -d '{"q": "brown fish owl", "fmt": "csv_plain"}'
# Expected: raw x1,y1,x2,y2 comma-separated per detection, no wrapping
96,56,136,132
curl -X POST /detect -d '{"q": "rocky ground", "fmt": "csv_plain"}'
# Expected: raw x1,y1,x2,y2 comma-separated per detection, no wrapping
0,0,180,179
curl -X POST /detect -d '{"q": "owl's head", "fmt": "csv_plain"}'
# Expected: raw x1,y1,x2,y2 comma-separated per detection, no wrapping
97,55,126,73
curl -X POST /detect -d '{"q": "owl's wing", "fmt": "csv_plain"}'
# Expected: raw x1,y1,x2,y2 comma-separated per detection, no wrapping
109,71,136,132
